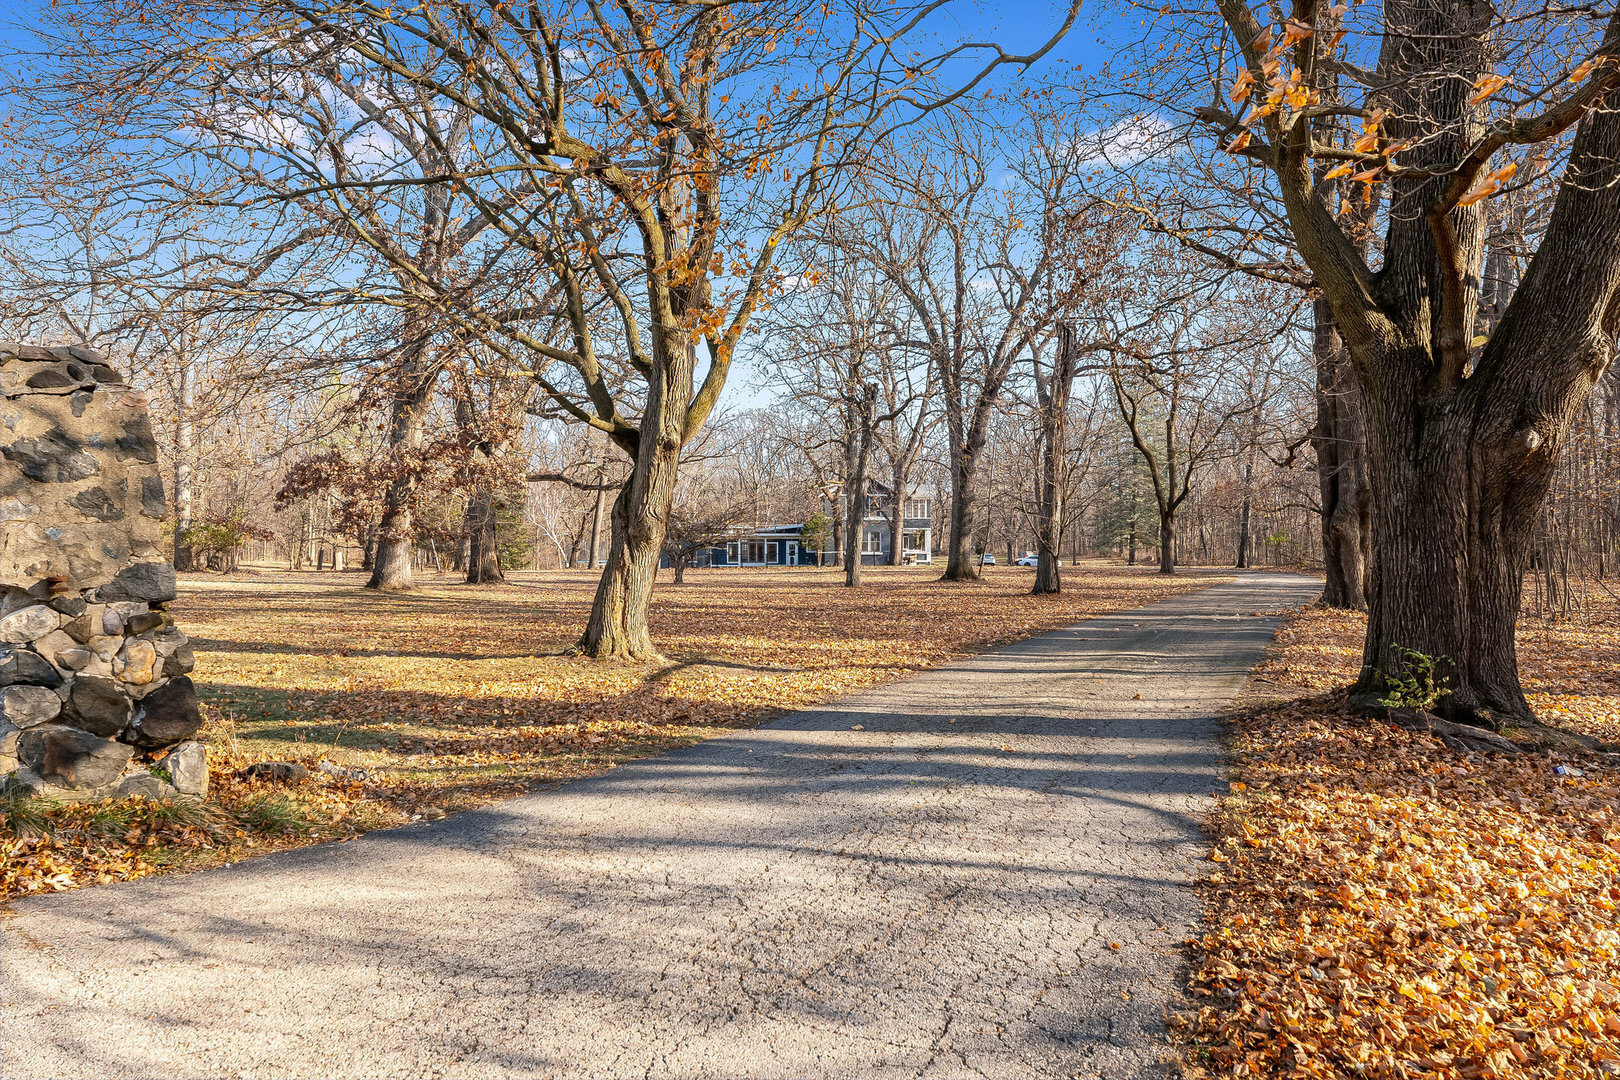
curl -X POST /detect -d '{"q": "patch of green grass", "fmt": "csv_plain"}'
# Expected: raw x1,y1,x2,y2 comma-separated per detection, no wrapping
234,793,324,836
0,790,58,836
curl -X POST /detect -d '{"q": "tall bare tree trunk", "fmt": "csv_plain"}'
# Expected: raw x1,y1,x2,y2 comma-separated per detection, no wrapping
1312,299,1371,608
887,457,907,567
577,341,694,661
465,488,505,583
1235,472,1252,569
1159,508,1176,574
171,347,194,571
588,441,607,569
1033,326,1076,594
943,449,981,581
844,385,876,588
366,333,440,592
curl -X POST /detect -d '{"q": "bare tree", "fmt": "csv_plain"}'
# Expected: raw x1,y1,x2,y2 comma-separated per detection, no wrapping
35,0,1079,654
1115,0,1620,724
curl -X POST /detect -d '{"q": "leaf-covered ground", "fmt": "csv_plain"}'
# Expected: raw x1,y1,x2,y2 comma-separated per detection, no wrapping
2,562,1224,898
1180,599,1620,1079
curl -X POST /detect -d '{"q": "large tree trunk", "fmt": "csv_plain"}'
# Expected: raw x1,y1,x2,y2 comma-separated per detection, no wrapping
577,338,692,660
1318,2,1620,725
942,451,981,581
1312,301,1372,609
1033,326,1076,595
844,389,876,588
365,337,440,592
1158,507,1176,574
578,458,676,659
1235,479,1252,570
465,488,505,584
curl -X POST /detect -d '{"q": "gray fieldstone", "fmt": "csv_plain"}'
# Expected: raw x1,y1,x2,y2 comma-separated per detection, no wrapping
46,594,86,617
125,611,165,635
97,561,175,603
63,674,130,738
161,645,195,677
140,475,165,517
0,604,58,643
130,676,201,748
1,684,61,728
0,431,101,484
153,628,188,656
101,608,123,635
87,634,121,663
161,740,208,797
16,723,133,789
116,770,176,801
0,647,62,688
31,628,81,668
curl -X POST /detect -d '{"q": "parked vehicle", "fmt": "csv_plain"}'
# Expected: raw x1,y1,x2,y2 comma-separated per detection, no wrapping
980,553,996,565
1014,555,1061,567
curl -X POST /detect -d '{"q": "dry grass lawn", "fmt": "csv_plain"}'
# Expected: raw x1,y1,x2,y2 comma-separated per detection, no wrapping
2,561,1227,896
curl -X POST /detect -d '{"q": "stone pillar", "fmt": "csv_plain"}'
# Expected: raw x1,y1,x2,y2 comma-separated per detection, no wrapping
0,344,204,801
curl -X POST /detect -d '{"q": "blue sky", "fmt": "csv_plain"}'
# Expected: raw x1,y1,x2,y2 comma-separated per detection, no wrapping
0,0,1126,413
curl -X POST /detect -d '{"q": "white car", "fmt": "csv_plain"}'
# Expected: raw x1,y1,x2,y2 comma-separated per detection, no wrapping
1014,555,1060,567
980,552,996,565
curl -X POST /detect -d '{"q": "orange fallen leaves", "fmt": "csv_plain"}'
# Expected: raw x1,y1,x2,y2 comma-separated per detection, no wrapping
1180,598,1620,1079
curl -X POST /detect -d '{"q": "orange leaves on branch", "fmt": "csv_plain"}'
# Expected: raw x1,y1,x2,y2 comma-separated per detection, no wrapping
1457,161,1518,207
1469,72,1511,105
1569,57,1603,83
1228,68,1255,102
1279,18,1314,47
1225,130,1252,152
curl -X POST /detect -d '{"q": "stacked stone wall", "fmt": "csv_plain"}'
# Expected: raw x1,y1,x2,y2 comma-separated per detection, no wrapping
0,344,204,801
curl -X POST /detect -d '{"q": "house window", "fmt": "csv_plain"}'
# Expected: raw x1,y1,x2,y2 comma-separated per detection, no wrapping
862,529,883,555
727,542,739,564
740,538,767,563
904,499,930,519
766,541,778,563
904,530,928,551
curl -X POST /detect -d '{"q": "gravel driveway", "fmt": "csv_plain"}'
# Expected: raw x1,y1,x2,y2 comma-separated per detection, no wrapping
1,571,1318,1080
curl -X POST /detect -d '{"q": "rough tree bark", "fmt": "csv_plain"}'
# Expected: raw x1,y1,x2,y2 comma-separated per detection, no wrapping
887,457,908,567
1235,465,1252,569
171,348,195,571
577,338,695,660
843,384,877,588
366,333,440,592
1311,298,1371,608
1212,0,1620,725
1033,326,1077,594
464,488,505,584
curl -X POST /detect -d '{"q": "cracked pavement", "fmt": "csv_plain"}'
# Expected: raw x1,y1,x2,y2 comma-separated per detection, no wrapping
1,572,1319,1080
